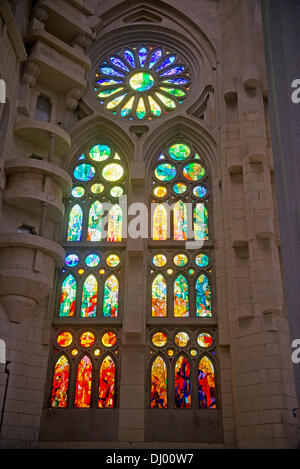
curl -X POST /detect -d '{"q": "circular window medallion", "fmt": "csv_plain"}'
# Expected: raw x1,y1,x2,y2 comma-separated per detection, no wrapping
80,332,95,348
153,254,167,267
102,332,117,347
57,332,73,347
197,332,213,348
152,332,167,347
130,72,154,91
174,332,190,347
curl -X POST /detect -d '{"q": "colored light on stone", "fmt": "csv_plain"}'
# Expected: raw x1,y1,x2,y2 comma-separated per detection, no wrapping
130,72,154,91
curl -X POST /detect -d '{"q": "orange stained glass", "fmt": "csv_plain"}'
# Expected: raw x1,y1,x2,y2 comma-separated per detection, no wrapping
98,356,115,408
80,331,95,348
151,356,167,408
74,355,92,408
57,331,73,347
173,200,188,240
107,205,122,242
152,204,168,240
198,356,216,409
51,355,69,408
102,332,117,347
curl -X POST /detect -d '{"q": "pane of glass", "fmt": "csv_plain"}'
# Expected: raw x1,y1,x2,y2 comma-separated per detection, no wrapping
174,275,189,317
67,204,83,242
196,274,212,317
87,201,103,242
194,204,209,240
51,355,69,408
198,357,216,409
81,275,98,317
153,204,168,240
152,274,167,317
151,356,167,408
98,356,115,408
74,356,92,408
59,275,76,317
107,205,122,242
173,201,188,241
103,275,119,317
175,356,191,408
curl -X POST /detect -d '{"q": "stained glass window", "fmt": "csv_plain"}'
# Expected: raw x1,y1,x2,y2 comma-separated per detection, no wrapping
196,274,212,317
152,274,167,317
107,205,122,242
74,355,92,408
94,45,190,120
87,201,103,242
151,356,167,408
175,356,191,408
81,275,98,318
174,275,189,317
98,356,115,408
103,275,119,317
51,355,69,408
151,142,209,241
67,205,83,242
59,275,76,317
198,356,216,409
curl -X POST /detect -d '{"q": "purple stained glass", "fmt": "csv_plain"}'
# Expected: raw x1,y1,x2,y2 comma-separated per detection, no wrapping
110,57,129,72
123,49,135,68
139,47,147,67
149,49,162,68
100,67,125,77
161,66,185,77
65,254,79,267
155,56,176,72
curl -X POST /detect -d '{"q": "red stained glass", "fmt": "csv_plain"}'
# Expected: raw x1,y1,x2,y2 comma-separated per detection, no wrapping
80,331,95,348
175,356,191,408
57,331,73,347
151,356,167,408
102,332,117,347
98,356,115,408
74,355,92,408
51,355,69,408
198,356,216,409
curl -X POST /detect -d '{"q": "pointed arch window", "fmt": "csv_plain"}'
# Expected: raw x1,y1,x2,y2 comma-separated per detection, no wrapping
103,275,119,318
59,275,76,317
175,355,191,408
98,355,116,408
151,355,168,408
152,274,167,317
51,355,69,408
81,275,98,318
198,356,216,409
174,274,189,317
74,355,93,408
67,204,83,242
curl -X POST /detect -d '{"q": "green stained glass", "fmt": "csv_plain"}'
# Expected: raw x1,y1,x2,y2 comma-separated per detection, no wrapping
121,96,134,117
196,274,212,317
74,164,95,182
130,72,154,91
85,254,100,267
98,87,124,98
195,254,209,267
72,187,85,198
183,163,205,181
107,94,127,109
91,183,104,194
173,201,188,241
160,87,186,97
173,183,187,194
194,204,209,240
102,163,124,182
155,163,176,181
174,275,189,317
155,92,176,109
148,96,161,116
89,144,111,161
169,143,190,161
103,275,119,317
67,204,83,241
152,274,167,317
173,254,188,267
110,186,124,197
136,97,146,119
87,201,102,242
60,275,76,317
81,275,98,317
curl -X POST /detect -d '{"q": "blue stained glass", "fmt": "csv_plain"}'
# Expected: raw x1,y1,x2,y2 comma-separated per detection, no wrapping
123,49,135,68
110,57,129,72
149,49,162,68
65,254,79,267
161,66,185,77
73,164,95,182
85,254,101,267
163,78,189,85
96,79,123,86
139,47,147,67
100,67,125,77
78,154,85,160
155,56,176,72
